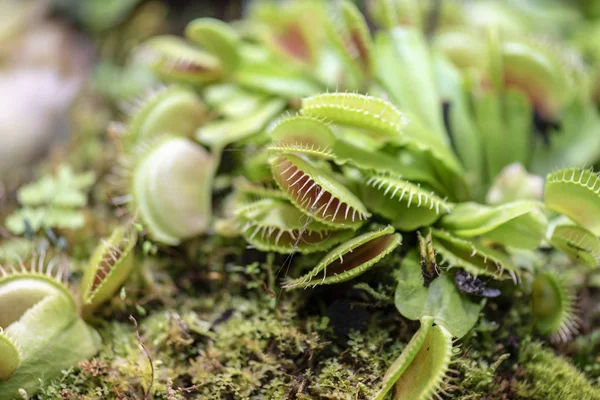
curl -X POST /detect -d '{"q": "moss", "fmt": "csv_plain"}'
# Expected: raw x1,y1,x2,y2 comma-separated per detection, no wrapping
514,341,600,400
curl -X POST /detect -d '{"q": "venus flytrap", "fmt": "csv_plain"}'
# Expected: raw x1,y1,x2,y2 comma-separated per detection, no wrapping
430,229,519,282
235,197,353,255
80,226,137,318
326,0,374,90
531,272,581,343
266,114,337,160
360,173,452,231
549,224,600,268
283,225,401,289
395,252,483,339
270,154,370,229
119,85,208,151
120,136,215,245
0,257,101,399
372,317,456,400
29,2,600,397
184,18,241,74
544,167,600,235
301,92,408,142
133,35,224,85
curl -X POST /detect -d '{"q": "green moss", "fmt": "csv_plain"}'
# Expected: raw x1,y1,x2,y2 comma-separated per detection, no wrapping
515,341,600,400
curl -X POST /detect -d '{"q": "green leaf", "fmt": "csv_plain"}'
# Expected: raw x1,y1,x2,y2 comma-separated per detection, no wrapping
550,224,600,268
196,98,286,148
433,54,484,195
4,207,85,235
395,254,483,338
17,165,95,208
544,167,600,235
374,27,446,139
439,201,547,249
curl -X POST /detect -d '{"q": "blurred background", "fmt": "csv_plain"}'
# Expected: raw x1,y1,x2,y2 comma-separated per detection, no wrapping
0,0,244,177
1,0,600,183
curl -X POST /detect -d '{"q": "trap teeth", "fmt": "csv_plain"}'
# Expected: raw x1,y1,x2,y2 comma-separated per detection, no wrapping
283,225,401,289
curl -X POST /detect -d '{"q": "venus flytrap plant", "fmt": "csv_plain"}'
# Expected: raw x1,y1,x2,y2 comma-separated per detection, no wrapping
283,225,401,289
395,252,483,339
119,85,208,151
301,92,408,143
118,136,214,245
360,173,452,231
372,317,456,400
266,114,337,160
21,2,600,397
0,256,101,398
80,226,137,319
235,197,353,255
430,229,519,282
531,272,581,343
270,154,370,229
184,18,241,74
248,0,325,67
544,167,600,235
549,224,600,268
326,0,374,90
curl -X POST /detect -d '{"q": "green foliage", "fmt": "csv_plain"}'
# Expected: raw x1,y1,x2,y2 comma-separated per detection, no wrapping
5,0,600,398
395,254,483,339
4,165,95,235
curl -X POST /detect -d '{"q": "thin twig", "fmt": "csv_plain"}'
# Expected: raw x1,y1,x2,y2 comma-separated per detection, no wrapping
129,315,154,400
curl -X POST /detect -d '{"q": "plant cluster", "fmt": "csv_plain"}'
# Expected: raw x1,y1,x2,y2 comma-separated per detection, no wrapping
2,0,600,399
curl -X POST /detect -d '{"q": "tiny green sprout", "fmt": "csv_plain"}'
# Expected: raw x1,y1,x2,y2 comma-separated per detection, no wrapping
126,136,215,245
270,154,370,229
283,225,401,289
80,226,137,318
185,18,240,73
134,35,223,84
439,201,548,250
550,224,600,268
235,198,353,254
431,229,519,282
0,257,100,398
266,114,337,160
418,230,439,287
361,173,452,231
121,85,208,150
544,167,600,235
372,317,455,400
532,272,580,343
301,93,408,141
